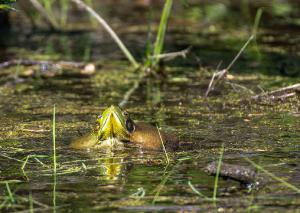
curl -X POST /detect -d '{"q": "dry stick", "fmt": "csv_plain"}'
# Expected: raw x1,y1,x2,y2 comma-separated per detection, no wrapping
28,0,58,29
151,46,191,61
251,83,300,101
71,0,139,69
205,35,254,97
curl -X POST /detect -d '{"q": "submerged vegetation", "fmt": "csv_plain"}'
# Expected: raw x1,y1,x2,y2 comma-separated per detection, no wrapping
0,0,299,212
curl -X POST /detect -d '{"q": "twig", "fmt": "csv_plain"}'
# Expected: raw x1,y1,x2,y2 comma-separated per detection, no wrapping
28,0,58,29
205,35,254,97
251,83,300,101
151,46,191,61
71,0,139,69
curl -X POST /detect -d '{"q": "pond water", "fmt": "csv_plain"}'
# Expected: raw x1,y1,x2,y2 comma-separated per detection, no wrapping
0,1,299,212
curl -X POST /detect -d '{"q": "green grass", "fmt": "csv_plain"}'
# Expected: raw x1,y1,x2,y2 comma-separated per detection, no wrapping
152,0,173,66
187,181,210,199
0,182,15,209
252,8,263,37
0,0,16,10
5,182,15,203
70,0,173,71
71,0,139,69
27,0,174,71
59,0,70,27
52,104,57,174
41,0,59,29
156,125,170,165
151,162,182,204
52,104,57,212
212,144,224,202
188,145,225,203
252,8,263,59
245,157,300,193
29,192,34,213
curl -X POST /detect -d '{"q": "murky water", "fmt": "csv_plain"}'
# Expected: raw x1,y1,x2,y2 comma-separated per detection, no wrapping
0,1,299,212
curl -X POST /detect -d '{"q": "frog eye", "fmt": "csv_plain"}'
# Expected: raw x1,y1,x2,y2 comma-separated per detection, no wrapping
123,110,129,117
125,118,135,133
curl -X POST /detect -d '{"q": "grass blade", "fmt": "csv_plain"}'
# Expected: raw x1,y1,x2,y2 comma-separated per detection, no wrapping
156,125,170,165
213,144,224,201
153,0,173,65
52,105,56,174
5,182,15,203
188,181,209,199
71,0,139,69
244,157,300,193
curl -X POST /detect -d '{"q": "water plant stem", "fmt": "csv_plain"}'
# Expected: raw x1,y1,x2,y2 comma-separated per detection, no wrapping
52,105,57,213
188,181,210,199
29,0,58,29
29,192,33,213
52,105,56,174
71,0,139,69
5,182,15,203
156,125,170,165
252,8,263,37
152,0,173,66
213,144,224,202
245,158,300,193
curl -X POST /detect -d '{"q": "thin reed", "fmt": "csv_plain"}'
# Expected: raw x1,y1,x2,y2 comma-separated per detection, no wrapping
152,0,173,66
212,144,224,202
245,158,300,193
52,105,56,174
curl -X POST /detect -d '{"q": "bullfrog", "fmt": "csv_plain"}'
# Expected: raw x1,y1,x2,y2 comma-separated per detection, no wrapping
70,105,179,151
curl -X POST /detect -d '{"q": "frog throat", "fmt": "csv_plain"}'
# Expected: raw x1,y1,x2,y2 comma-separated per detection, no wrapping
96,105,130,142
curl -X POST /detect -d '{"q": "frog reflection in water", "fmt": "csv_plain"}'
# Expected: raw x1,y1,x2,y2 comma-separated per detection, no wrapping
70,105,179,151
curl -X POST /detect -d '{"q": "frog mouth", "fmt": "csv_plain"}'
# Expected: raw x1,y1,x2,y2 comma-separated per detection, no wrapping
98,106,129,141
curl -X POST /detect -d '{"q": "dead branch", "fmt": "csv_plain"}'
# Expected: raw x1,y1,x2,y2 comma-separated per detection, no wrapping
150,46,192,61
252,83,300,101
